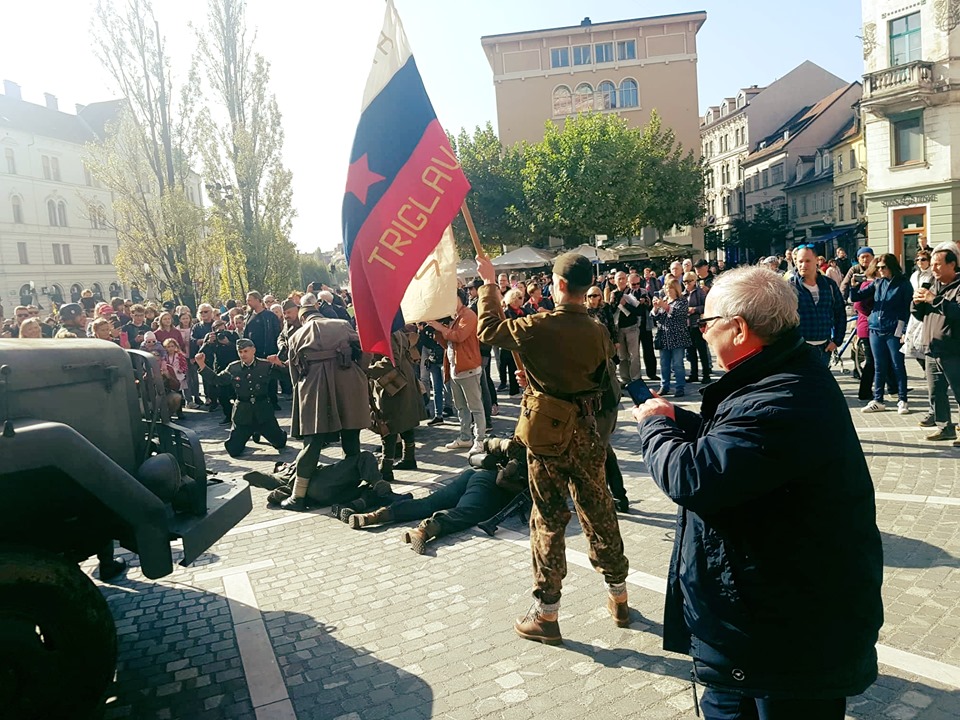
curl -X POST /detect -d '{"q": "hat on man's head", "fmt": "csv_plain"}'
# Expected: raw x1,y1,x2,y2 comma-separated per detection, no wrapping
162,300,176,311
142,331,158,343
281,299,297,311
236,338,255,351
552,252,594,290
471,278,484,289
857,247,875,258
694,259,709,269
59,303,84,322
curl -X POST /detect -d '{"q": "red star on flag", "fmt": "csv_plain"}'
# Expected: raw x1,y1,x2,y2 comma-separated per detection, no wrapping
345,154,386,205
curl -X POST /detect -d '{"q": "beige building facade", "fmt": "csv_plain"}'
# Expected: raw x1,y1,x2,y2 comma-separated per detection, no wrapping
861,0,960,274
481,13,706,250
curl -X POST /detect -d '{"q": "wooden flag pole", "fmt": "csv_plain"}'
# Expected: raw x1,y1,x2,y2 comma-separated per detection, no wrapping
460,200,527,375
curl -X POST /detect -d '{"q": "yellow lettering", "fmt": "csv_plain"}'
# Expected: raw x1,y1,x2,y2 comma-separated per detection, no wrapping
391,220,417,238
368,246,397,270
379,228,412,257
414,258,441,280
421,166,452,194
431,145,461,171
397,204,429,231
410,195,440,214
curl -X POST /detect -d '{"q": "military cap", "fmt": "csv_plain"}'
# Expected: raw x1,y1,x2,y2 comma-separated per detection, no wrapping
695,259,709,268
281,299,297,311
236,338,255,350
552,252,594,289
59,303,84,321
162,300,176,311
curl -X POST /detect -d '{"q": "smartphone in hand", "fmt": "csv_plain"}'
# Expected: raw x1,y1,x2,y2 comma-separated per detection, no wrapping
626,378,655,405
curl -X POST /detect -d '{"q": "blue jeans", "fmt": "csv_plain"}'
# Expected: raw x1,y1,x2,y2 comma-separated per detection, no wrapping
658,347,686,392
870,331,908,403
699,688,845,720
427,362,444,418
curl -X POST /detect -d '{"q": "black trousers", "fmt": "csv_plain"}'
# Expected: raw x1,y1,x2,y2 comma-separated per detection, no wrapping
390,468,507,535
699,688,845,720
605,445,626,500
686,326,712,379
225,416,286,457
639,329,658,379
382,428,415,459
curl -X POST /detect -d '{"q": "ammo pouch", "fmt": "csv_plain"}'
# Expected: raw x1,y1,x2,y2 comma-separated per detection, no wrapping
515,391,578,457
336,344,353,369
375,367,407,396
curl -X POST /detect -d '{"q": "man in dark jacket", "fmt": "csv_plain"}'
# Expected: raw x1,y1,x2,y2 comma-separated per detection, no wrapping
633,266,883,719
912,245,960,444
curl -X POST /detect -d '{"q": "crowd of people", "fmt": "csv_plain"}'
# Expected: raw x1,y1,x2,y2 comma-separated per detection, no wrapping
5,240,960,719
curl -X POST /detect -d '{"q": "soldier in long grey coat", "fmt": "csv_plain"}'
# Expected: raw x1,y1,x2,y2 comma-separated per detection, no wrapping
282,307,371,510
368,328,428,481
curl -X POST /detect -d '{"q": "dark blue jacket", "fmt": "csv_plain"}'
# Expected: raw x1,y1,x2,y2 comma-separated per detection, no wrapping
790,273,846,345
638,330,883,699
850,275,913,335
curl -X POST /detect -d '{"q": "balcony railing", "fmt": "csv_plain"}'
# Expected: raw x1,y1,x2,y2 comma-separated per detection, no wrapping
863,61,937,101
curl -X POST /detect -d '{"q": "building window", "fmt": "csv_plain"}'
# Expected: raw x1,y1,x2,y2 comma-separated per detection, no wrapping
595,42,614,63
837,154,843,173
892,112,923,166
839,196,845,221
550,47,570,69
52,243,63,264
552,85,572,116
572,45,591,66
4,148,15,174
619,79,638,108
851,192,858,219
850,149,857,169
771,164,784,185
722,195,730,215
51,157,61,182
102,245,111,264
63,244,72,264
12,196,23,223
822,191,829,211
17,242,28,264
791,198,798,219
596,80,617,110
47,199,57,226
42,155,51,180
801,196,808,216
573,83,594,113
890,12,921,66
57,201,68,227
94,245,102,265
617,40,637,61
761,169,769,188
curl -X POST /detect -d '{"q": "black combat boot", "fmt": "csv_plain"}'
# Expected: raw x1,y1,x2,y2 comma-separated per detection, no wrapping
379,457,395,484
280,495,308,512
393,441,417,471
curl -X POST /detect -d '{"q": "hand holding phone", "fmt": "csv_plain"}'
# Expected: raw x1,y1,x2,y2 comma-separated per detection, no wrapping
626,378,654,405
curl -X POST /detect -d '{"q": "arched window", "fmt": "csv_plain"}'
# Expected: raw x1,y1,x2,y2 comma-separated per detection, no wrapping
91,283,103,301
11,195,23,223
573,83,594,113
51,284,65,304
47,199,58,226
57,201,68,227
552,85,572,117
619,79,639,108
596,81,617,110
70,283,83,302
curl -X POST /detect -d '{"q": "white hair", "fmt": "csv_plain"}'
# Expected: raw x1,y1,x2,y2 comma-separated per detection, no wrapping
198,303,214,312
503,288,524,307
709,266,799,342
300,293,318,307
933,241,960,256
318,291,334,303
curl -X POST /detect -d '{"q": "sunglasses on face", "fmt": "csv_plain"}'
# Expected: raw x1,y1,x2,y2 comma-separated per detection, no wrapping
587,294,601,298
630,282,641,287
876,264,887,269
917,258,930,263
697,316,725,330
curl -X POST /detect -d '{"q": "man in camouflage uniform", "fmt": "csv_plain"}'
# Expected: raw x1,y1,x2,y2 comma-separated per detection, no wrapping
196,338,288,457
477,252,630,644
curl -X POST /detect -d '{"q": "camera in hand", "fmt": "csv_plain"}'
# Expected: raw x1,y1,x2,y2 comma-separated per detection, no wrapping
852,273,866,285
921,281,932,290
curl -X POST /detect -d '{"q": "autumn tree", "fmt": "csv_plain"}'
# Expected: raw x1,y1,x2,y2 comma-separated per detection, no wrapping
194,0,298,297
89,0,202,307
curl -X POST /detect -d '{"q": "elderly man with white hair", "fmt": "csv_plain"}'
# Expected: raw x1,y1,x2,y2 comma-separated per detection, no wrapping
632,266,883,719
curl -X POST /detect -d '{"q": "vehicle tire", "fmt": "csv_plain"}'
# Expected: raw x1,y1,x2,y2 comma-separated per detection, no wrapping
0,547,117,720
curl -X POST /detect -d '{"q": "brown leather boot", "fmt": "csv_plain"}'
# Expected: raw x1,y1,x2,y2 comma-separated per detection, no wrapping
401,518,441,554
348,505,394,530
514,606,562,645
607,594,631,627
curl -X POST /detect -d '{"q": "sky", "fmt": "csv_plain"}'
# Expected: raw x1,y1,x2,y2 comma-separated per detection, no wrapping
1,1,865,253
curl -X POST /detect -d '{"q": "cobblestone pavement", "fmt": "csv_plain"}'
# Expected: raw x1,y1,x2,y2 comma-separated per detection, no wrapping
89,360,960,720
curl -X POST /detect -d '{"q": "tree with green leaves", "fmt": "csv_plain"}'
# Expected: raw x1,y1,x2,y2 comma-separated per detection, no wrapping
520,113,646,245
635,111,706,240
194,0,298,297
448,123,527,255
89,0,202,307
730,206,789,262
298,255,332,291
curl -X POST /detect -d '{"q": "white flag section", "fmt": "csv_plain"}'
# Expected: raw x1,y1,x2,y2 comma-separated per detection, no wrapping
400,225,459,323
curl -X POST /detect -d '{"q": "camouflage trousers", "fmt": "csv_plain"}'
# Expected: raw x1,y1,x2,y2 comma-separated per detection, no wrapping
527,417,629,605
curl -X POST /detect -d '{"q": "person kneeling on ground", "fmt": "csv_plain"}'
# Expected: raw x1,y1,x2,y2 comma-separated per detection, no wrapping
344,437,528,554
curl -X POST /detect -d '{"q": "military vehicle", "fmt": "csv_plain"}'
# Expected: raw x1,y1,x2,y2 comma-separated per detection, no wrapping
0,339,252,719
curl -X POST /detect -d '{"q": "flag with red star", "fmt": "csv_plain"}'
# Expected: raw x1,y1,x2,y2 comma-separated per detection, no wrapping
342,0,470,358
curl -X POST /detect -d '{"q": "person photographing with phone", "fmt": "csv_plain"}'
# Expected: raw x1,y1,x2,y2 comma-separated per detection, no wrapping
632,266,882,719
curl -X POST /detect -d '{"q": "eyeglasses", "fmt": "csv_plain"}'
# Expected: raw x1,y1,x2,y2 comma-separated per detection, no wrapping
586,294,601,298
917,258,930,263
876,264,887,269
697,316,725,330
630,282,641,287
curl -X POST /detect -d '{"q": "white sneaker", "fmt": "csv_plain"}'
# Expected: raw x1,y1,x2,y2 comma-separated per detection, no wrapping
861,400,885,413
468,442,484,456
444,439,473,449
897,401,910,415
